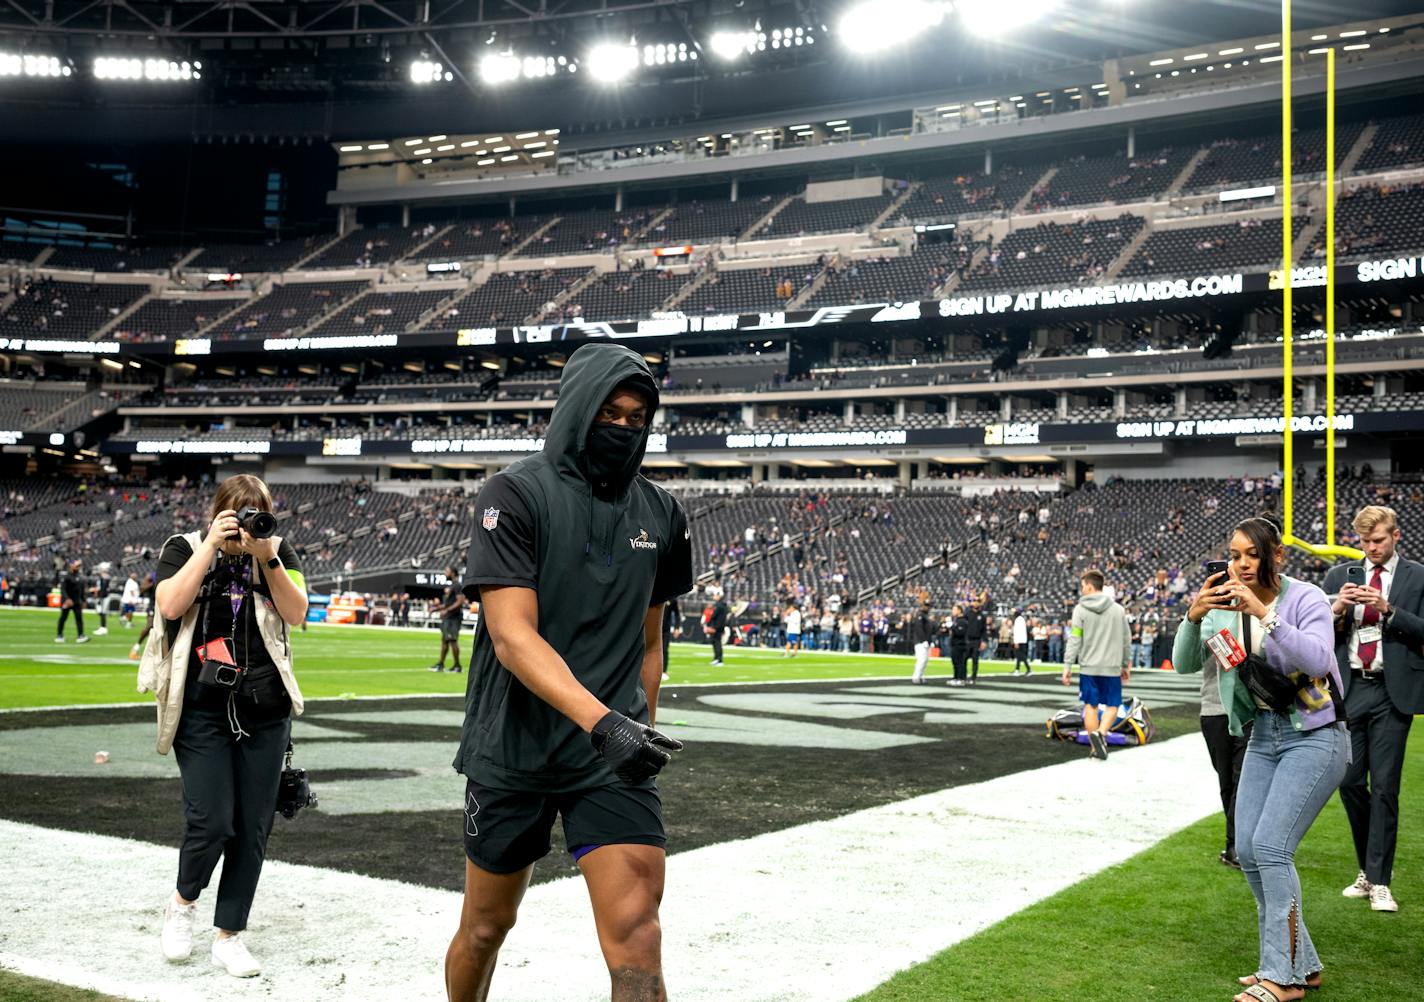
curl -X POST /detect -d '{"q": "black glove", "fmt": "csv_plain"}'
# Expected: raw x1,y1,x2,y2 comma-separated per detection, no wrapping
589,711,684,784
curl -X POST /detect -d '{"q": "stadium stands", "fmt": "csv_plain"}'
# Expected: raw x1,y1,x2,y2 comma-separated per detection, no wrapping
652,199,774,244
514,208,654,256
410,217,542,260
960,214,1144,291
893,165,1042,224
44,245,187,273
1027,147,1194,210
563,268,689,322
431,267,590,326
1,278,149,340
1308,183,1424,259
1121,217,1304,278
806,247,955,306
211,280,370,339
305,226,431,268
759,193,894,237
188,237,324,273
1355,113,1424,174
306,288,451,336
111,296,238,342
1182,123,1364,192
675,263,822,314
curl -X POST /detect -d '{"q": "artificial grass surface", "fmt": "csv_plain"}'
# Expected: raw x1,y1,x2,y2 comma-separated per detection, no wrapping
0,970,122,1002
0,606,1027,709
856,732,1424,1002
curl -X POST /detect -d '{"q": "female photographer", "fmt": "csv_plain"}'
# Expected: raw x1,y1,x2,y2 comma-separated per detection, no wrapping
143,474,307,978
1172,517,1347,1002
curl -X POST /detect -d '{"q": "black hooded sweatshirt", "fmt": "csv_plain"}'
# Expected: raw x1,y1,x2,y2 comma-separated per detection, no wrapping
455,343,693,792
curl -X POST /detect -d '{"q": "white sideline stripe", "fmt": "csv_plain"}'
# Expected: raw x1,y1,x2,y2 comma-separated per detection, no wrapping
0,672,1198,714
0,734,1219,1002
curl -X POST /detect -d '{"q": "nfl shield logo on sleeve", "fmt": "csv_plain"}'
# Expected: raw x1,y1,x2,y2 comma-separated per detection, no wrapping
482,508,500,531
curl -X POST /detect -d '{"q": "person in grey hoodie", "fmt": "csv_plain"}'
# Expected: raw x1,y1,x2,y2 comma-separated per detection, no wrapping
1061,569,1132,760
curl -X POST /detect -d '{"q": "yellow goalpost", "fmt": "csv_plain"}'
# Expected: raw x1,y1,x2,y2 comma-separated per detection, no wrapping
1278,4,1363,562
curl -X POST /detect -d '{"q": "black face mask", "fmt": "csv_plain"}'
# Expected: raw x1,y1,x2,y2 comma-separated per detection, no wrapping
585,422,644,482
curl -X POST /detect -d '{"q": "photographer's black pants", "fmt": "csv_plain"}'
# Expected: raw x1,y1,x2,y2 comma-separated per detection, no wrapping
710,629,723,662
1200,713,1251,854
172,703,291,932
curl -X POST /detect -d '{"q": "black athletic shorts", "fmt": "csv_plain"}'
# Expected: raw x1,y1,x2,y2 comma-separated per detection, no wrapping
441,617,462,641
462,778,666,874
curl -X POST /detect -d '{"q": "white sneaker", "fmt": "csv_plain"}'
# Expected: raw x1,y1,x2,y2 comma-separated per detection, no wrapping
94,627,109,636
1370,884,1399,912
76,635,90,644
710,660,722,666
1343,871,1373,899
54,636,65,643
211,933,262,977
160,896,197,962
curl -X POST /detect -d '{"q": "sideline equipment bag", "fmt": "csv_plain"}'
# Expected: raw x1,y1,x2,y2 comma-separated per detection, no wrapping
1045,695,1156,747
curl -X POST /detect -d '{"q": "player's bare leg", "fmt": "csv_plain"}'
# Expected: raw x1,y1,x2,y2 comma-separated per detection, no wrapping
446,858,533,1002
580,844,667,1002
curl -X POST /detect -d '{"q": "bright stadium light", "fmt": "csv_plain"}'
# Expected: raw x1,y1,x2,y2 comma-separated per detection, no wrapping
586,43,638,83
93,56,199,81
410,59,452,84
480,52,521,84
839,0,950,51
708,31,758,60
0,53,71,77
957,0,1057,36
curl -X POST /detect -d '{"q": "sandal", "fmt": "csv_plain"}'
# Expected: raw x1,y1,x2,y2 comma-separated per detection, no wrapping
1239,973,1322,991
1234,984,1305,1002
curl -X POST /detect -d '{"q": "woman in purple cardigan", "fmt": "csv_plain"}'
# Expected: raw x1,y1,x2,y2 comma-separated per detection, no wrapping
1174,516,1349,1002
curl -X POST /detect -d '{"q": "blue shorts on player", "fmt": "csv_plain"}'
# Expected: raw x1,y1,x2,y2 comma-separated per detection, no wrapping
785,632,801,645
1079,672,1123,709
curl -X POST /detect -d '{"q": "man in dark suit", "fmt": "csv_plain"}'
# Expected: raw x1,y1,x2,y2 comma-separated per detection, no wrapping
1326,505,1424,913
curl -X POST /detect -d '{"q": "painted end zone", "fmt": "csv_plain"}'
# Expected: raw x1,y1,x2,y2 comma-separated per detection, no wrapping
0,734,1219,1002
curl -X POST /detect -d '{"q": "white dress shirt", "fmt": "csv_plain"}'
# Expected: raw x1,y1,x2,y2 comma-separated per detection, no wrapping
1349,551,1399,673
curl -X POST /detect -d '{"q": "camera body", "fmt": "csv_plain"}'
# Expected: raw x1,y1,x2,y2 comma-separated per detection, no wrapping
276,764,317,820
232,506,277,540
197,657,243,689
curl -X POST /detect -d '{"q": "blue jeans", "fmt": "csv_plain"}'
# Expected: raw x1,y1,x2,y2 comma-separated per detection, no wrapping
1234,712,1350,986
1130,641,1144,668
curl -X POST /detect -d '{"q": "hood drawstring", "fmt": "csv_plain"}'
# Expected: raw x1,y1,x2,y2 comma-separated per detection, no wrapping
585,491,594,559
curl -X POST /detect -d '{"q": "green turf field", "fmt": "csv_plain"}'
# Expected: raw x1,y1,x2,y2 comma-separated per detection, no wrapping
857,734,1424,1002
0,606,1025,709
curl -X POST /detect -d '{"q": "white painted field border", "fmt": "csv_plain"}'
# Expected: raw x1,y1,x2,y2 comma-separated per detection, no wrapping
0,733,1219,1002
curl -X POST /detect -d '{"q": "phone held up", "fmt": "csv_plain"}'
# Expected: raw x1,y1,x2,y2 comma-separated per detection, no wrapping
1205,559,1229,583
1345,564,1366,588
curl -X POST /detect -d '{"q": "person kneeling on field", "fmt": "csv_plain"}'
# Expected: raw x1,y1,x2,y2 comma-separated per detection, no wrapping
140,474,309,979
1061,570,1132,760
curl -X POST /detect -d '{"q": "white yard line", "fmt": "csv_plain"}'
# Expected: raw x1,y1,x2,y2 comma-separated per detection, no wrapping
0,733,1219,1002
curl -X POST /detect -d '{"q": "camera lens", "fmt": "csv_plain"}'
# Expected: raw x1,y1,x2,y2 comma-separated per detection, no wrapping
243,510,277,539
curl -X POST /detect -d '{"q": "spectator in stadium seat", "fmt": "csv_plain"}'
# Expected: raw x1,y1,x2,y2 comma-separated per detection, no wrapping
147,474,308,978
446,343,692,1002
1061,570,1132,760
1326,505,1424,914
1174,517,1346,1002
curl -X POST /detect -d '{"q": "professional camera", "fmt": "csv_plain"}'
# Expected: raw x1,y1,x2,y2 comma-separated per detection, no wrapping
196,638,243,689
232,506,276,540
276,744,318,820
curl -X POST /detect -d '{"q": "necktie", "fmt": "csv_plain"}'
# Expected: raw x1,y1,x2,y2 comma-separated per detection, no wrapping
1359,564,1384,671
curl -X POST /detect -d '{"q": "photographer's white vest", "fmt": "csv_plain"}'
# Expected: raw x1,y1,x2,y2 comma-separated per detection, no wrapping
136,531,305,754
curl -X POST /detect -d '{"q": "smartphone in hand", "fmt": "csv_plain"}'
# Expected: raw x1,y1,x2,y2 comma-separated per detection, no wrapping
1345,565,1365,588
1205,559,1229,583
